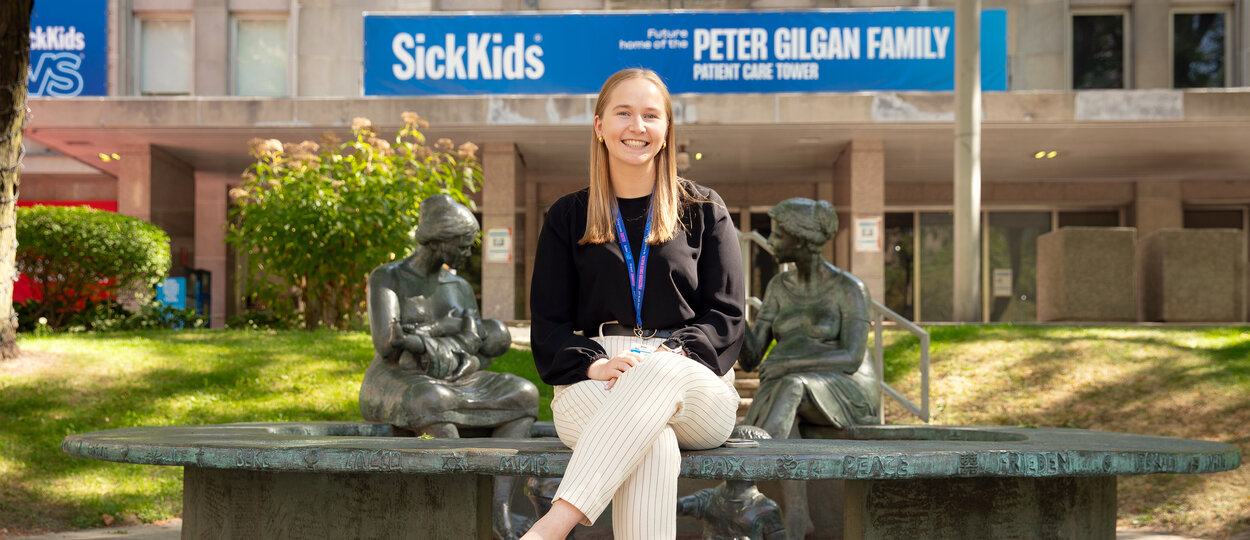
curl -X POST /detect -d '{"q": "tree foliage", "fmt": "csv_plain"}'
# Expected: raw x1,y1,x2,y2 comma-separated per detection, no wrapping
226,114,481,329
16,205,172,329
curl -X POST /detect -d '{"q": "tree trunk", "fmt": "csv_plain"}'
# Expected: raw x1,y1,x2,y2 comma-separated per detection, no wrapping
0,0,33,359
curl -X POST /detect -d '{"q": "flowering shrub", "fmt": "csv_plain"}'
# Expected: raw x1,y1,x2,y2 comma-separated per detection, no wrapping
226,113,481,329
16,206,171,329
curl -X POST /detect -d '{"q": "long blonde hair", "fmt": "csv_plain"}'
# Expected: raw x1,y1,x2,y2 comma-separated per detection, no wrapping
579,68,690,245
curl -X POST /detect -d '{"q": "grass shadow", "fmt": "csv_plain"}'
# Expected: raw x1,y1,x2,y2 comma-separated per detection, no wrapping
892,325,1250,535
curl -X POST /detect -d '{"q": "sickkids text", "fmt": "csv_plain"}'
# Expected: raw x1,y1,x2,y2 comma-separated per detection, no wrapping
387,24,953,82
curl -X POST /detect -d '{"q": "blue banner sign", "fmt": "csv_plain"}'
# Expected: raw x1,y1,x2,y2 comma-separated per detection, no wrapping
29,0,108,97
364,9,1006,96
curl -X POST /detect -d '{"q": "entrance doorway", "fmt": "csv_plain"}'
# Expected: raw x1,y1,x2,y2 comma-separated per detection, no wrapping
883,211,954,322
885,209,1124,322
983,212,1051,322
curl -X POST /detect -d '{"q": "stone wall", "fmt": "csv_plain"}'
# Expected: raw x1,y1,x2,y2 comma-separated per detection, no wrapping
1037,227,1137,322
1138,229,1246,322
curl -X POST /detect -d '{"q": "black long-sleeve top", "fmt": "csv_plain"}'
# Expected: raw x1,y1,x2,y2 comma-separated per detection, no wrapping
530,182,745,386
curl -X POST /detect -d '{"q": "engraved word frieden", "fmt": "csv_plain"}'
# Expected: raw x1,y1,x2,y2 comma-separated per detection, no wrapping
995,451,1071,475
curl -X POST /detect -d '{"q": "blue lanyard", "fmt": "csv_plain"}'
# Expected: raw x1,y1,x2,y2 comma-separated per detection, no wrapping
614,206,651,328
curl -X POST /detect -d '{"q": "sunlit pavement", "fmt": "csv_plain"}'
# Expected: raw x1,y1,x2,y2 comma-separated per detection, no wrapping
14,519,181,539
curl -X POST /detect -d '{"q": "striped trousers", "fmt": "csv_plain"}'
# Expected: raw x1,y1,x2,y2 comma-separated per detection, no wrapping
551,335,739,539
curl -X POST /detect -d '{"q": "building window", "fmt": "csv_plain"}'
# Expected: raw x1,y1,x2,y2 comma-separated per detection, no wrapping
138,18,192,95
1057,210,1120,228
1184,209,1244,229
1072,13,1126,89
232,18,289,97
1173,12,1227,88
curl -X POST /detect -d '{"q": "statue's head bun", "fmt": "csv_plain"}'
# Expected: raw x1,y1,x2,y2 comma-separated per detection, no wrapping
415,194,479,244
768,198,837,247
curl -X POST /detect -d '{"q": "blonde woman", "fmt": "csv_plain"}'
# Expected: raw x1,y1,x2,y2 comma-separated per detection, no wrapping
524,68,745,540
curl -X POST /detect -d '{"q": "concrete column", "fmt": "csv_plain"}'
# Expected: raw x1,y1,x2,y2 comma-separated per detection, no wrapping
954,0,983,322
194,0,228,95
480,142,522,320
195,172,229,328
1134,181,1183,239
116,144,197,276
118,144,154,222
108,0,127,95
834,140,886,303
1133,1,1172,89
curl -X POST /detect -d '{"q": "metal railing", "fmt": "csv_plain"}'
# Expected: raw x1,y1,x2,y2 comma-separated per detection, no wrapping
872,302,930,423
738,231,931,424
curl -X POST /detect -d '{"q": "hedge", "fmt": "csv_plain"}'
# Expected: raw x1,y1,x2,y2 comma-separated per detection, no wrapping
16,205,170,329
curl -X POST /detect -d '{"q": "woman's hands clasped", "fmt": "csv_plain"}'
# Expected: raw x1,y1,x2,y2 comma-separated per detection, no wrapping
587,344,687,390
587,352,645,390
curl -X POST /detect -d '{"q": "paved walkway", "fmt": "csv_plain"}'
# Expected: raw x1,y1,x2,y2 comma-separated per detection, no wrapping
10,521,1208,540
12,520,182,539
507,320,531,346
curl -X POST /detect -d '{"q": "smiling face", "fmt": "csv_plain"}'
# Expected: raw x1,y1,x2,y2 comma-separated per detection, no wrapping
594,76,669,176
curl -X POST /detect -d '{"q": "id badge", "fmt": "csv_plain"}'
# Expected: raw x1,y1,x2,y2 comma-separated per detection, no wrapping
630,339,657,355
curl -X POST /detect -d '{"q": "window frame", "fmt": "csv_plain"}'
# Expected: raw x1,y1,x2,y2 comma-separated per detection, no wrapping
133,13,194,96
228,12,293,97
1068,7,1132,90
1169,4,1234,89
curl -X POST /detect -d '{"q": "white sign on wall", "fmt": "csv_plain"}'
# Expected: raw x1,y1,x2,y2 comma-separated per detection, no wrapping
854,217,882,252
485,228,512,263
992,268,1013,297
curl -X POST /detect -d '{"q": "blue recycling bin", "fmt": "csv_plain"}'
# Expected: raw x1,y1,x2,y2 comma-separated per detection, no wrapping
156,269,211,327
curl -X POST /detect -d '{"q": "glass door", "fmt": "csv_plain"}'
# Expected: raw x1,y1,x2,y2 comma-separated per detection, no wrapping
984,212,1052,322
883,213,915,320
917,212,955,322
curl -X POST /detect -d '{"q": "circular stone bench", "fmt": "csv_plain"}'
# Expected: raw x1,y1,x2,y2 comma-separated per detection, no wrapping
62,422,1240,540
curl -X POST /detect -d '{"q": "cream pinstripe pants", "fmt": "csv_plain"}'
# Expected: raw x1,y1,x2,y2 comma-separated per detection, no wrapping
551,335,739,539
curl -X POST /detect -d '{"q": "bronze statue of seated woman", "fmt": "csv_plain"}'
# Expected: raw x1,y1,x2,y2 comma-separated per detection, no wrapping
738,197,880,539
359,194,538,539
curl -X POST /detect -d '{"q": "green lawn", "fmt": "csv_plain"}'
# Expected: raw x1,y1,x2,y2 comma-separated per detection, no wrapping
0,330,550,534
2,327,1247,536
878,325,1250,537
